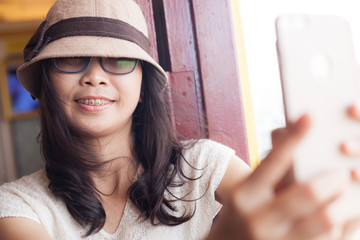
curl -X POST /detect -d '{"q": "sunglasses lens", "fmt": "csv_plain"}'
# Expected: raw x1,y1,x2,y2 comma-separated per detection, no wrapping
54,57,90,73
102,58,137,74
52,57,138,74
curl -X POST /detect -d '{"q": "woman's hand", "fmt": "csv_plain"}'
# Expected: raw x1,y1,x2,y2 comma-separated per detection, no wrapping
338,104,360,239
341,104,360,158
208,115,353,240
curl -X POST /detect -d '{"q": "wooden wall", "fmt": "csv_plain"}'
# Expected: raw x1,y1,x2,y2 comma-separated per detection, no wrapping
136,0,251,164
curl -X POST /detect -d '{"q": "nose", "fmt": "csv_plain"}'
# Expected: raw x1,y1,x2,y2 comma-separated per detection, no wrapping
79,58,109,87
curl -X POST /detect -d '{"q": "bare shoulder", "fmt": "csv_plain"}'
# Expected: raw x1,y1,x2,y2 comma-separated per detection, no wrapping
215,155,252,204
0,217,53,240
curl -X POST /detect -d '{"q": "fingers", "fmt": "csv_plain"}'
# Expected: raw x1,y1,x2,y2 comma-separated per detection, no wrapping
351,169,360,181
247,170,350,238
339,104,360,237
285,192,353,240
234,115,311,213
274,167,295,193
267,170,349,222
271,127,287,148
250,114,311,189
343,104,360,156
340,102,360,156
233,171,350,240
347,104,360,121
221,109,357,240
285,206,340,240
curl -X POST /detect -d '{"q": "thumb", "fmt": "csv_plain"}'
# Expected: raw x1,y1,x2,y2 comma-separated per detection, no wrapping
248,114,311,192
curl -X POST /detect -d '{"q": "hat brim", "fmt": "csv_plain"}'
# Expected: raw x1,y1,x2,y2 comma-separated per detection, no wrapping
17,36,167,98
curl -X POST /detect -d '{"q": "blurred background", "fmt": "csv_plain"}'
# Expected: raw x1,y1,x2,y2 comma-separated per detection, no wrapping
0,0,55,184
239,0,360,158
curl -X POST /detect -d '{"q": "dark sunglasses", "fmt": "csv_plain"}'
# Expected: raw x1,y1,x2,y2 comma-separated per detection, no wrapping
52,57,139,75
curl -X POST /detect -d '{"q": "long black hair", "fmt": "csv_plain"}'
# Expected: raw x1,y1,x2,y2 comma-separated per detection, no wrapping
38,60,197,236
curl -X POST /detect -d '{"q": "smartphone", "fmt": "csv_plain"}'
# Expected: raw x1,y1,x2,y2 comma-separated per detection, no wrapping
275,15,360,182
276,15,360,224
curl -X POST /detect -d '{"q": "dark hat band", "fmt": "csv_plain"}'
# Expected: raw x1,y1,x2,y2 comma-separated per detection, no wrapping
24,17,151,62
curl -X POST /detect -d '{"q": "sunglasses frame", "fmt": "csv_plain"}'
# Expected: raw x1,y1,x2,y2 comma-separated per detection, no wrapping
52,57,139,75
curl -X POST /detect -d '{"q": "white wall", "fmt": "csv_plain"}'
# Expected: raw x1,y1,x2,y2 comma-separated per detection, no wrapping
239,0,360,158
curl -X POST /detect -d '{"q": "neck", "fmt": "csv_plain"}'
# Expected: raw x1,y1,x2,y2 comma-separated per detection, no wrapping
88,124,137,197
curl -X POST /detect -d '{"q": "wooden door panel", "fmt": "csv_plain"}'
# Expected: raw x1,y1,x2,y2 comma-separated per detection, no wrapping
191,0,249,163
168,71,203,139
162,0,207,139
162,0,196,73
134,0,159,61
137,0,250,164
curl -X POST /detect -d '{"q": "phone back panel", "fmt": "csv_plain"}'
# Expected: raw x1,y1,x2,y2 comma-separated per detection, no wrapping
276,15,360,182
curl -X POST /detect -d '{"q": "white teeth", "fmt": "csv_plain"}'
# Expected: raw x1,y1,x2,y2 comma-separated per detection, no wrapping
77,99,111,106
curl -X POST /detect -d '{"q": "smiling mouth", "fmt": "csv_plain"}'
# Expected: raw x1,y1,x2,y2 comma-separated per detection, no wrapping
75,99,114,106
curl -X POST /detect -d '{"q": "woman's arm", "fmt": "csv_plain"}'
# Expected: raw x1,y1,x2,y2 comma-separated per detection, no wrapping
215,154,252,204
0,218,53,240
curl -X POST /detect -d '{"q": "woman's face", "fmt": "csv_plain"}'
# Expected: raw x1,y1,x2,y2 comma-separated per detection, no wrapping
49,57,143,138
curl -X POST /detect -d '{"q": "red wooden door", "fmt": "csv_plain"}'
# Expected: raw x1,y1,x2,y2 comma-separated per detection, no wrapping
135,0,250,165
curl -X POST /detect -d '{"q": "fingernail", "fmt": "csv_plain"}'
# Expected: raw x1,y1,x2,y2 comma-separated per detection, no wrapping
349,103,360,118
351,168,360,181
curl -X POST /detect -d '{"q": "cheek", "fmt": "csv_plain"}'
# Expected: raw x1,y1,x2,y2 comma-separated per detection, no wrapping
115,69,143,100
49,70,63,92
117,82,142,104
49,71,76,98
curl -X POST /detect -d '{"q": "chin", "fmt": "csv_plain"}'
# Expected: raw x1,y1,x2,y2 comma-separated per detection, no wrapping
79,123,131,139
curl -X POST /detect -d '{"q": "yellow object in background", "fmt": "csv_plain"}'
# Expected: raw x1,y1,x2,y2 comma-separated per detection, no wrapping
230,0,260,169
0,0,55,22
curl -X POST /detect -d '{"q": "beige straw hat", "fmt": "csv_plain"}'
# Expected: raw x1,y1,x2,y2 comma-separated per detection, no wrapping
17,0,167,98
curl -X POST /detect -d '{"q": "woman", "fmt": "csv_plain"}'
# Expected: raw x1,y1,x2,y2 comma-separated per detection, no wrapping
0,0,360,239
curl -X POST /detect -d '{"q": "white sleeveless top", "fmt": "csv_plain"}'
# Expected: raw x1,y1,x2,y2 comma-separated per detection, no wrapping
0,139,235,240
